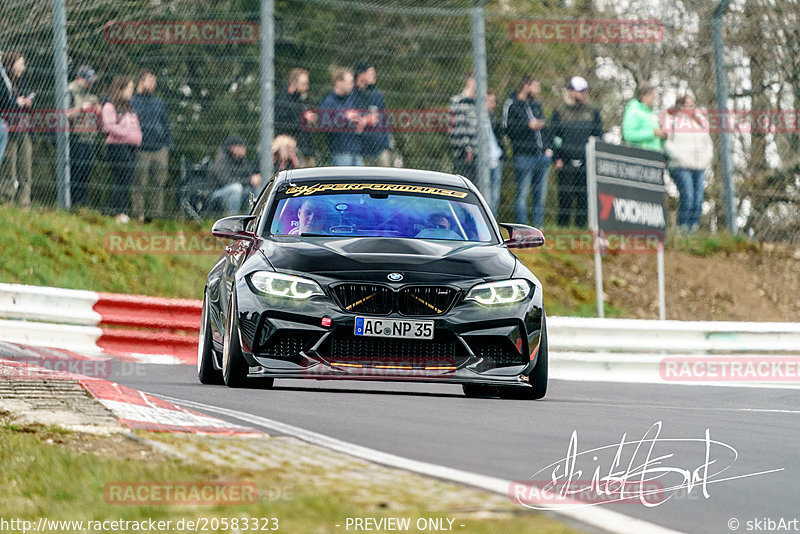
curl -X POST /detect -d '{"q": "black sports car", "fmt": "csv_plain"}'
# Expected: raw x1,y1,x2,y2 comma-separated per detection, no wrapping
197,167,548,399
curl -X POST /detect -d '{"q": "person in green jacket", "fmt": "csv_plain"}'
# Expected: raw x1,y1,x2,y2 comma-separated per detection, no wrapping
622,82,667,151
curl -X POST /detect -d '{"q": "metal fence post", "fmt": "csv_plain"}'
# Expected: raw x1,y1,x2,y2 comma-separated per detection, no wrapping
471,0,489,199
260,0,275,182
712,0,737,235
52,0,71,209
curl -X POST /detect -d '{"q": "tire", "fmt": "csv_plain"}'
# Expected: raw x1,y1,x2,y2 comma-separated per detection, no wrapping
222,289,250,388
499,312,548,400
197,289,223,385
462,383,500,398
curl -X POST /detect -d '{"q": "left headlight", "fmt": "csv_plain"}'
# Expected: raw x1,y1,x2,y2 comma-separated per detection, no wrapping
464,279,532,305
248,271,324,299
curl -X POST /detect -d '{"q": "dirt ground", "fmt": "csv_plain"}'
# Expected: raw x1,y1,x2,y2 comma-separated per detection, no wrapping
601,243,800,321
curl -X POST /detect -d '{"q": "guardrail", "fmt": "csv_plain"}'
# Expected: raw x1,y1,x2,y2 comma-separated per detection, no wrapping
1,283,798,385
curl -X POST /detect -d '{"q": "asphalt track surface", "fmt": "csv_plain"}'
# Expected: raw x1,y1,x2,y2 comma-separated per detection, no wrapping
113,363,799,534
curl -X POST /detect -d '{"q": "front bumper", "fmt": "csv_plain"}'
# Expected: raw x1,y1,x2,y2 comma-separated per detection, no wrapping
234,279,544,386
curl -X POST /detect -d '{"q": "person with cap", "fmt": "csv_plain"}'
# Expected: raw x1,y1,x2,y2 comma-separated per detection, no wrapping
274,67,317,168
549,76,604,228
207,135,260,215
505,73,552,227
622,81,667,151
319,67,366,166
131,68,174,221
352,61,391,167
67,64,101,208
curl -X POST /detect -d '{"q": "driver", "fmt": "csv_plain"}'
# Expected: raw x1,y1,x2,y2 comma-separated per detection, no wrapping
415,213,463,240
289,199,323,235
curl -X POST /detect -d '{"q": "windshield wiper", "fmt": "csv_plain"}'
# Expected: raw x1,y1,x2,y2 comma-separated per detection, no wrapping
299,233,330,237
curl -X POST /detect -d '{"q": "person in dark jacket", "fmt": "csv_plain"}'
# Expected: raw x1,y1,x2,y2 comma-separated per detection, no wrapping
207,135,260,215
0,51,34,208
67,65,101,209
352,61,391,166
549,76,603,228
130,69,174,220
274,68,316,167
319,68,365,166
506,74,552,227
486,89,506,214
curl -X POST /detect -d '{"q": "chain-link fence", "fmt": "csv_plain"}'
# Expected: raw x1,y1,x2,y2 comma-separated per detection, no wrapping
1,0,799,242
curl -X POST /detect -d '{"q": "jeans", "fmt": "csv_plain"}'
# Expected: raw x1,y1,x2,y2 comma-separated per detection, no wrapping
488,164,502,215
0,133,33,207
69,139,96,208
209,182,255,215
669,167,705,228
557,163,588,228
331,153,364,166
0,119,8,170
106,144,137,215
513,153,551,227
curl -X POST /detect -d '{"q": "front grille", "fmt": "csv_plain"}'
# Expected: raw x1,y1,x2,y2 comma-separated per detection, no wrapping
466,336,527,367
398,286,458,316
320,329,458,367
259,330,319,358
332,283,459,316
333,284,393,315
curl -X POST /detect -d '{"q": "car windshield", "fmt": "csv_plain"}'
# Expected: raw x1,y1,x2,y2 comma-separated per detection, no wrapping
267,182,494,242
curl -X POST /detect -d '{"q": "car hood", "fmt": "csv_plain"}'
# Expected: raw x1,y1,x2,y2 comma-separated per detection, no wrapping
259,236,516,282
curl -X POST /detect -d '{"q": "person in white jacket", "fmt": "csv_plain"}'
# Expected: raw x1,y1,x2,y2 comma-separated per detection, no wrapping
662,95,714,233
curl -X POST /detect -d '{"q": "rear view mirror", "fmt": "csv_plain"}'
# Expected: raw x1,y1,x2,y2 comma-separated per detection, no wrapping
498,223,545,249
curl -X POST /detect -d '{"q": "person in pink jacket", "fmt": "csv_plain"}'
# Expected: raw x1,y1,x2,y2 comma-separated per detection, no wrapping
102,75,142,223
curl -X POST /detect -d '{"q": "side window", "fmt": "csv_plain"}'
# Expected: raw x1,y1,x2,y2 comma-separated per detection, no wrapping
247,179,275,232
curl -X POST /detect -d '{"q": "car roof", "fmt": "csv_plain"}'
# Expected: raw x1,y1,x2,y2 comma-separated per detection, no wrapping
274,166,472,189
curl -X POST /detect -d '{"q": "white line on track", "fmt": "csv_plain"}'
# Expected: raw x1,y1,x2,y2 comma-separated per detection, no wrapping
157,394,685,534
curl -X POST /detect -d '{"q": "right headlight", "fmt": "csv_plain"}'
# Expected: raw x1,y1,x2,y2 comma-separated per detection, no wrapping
464,279,532,305
248,271,324,299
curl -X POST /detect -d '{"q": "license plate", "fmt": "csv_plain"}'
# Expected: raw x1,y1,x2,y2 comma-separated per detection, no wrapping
354,317,434,340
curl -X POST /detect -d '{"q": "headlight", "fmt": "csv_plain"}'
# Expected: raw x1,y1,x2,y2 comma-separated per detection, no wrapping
465,279,532,305
248,271,324,299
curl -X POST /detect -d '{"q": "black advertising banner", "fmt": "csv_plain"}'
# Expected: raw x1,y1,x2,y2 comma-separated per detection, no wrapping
590,141,667,242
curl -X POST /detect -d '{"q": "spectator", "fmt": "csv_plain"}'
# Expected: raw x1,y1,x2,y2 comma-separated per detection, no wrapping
131,69,173,221
550,76,603,228
67,65,101,208
622,82,667,151
207,135,260,215
102,75,142,224
0,50,13,169
485,89,506,214
352,61,391,167
319,67,364,166
275,68,316,167
663,94,713,234
448,72,478,184
249,134,299,189
506,74,552,227
0,52,34,208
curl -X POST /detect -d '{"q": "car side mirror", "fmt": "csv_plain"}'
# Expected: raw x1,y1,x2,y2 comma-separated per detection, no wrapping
212,215,257,241
499,223,545,248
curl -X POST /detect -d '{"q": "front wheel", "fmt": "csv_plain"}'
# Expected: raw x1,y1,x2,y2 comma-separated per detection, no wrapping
222,289,250,388
198,289,223,385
